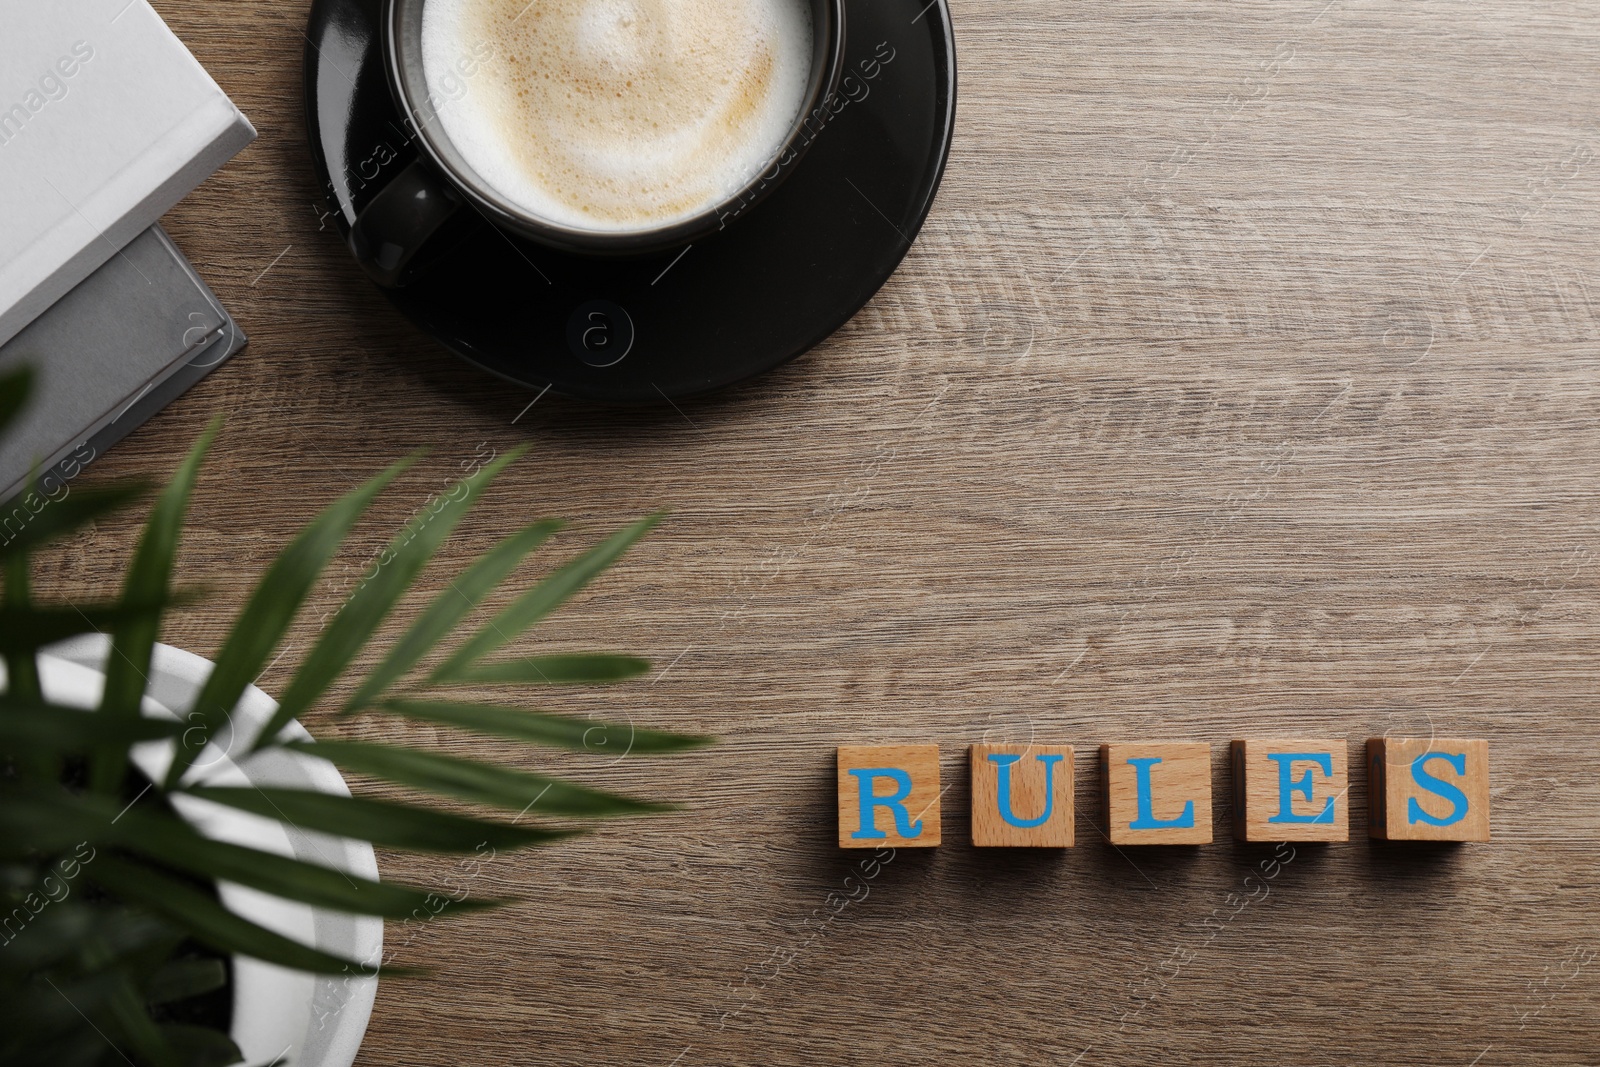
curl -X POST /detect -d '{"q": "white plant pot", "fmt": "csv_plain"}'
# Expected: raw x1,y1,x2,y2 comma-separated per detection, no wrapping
35,635,381,1067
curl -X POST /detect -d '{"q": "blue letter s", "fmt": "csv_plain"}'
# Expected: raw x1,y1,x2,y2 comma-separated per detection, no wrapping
1407,752,1469,827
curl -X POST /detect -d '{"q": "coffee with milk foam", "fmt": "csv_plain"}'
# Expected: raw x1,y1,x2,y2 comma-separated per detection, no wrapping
421,0,812,232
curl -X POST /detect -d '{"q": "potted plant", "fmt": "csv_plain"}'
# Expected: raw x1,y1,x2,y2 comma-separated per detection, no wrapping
0,367,709,1066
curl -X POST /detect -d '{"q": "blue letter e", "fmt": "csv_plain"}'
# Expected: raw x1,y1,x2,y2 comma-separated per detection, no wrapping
1267,753,1336,824
1408,752,1469,827
1128,757,1195,830
849,768,923,840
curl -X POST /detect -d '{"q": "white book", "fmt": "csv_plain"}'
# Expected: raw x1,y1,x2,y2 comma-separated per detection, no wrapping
0,0,255,347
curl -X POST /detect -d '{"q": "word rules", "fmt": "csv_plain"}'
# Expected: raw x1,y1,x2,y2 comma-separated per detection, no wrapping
835,739,1491,848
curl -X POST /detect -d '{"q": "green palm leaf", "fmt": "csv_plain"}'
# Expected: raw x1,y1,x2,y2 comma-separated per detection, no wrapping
433,653,650,685
289,739,671,817
0,792,108,856
341,518,563,713
0,702,184,750
1,386,706,1063
107,806,492,919
254,447,527,751
158,1024,242,1067
0,980,119,1067
182,786,574,853
164,457,414,788
87,857,379,976
0,483,150,560
0,599,178,655
379,698,711,754
0,903,175,973
143,960,228,1005
430,513,662,680
0,791,485,920
94,421,217,793
2,548,41,704
100,425,215,716
106,974,182,1067
0,366,31,439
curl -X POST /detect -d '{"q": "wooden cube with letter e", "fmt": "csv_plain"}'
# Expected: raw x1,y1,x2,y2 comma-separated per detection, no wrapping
970,744,1075,847
837,745,941,848
1231,739,1349,842
1101,742,1212,845
1367,737,1490,842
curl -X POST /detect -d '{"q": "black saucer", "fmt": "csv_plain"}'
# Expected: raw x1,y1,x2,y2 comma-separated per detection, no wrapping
304,0,956,403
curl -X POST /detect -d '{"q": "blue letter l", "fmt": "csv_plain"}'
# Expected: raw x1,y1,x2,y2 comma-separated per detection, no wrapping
1128,757,1195,830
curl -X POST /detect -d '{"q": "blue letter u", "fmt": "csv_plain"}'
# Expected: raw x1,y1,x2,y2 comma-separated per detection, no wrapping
1128,757,1195,830
989,753,1065,828
849,768,923,839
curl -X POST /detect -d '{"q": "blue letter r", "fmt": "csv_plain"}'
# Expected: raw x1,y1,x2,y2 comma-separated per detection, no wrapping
849,768,923,840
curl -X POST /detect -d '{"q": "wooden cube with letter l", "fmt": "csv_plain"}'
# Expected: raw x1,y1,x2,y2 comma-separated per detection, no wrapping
837,745,941,848
1230,739,1349,842
970,744,1075,847
1101,742,1212,845
1366,737,1490,841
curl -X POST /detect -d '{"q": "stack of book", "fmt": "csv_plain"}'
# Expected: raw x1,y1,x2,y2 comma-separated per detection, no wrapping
0,0,255,503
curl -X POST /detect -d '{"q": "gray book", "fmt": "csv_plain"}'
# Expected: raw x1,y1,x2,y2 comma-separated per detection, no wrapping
0,224,246,506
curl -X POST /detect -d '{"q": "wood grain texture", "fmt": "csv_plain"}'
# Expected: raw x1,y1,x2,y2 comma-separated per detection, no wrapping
40,0,1600,1062
1231,738,1349,841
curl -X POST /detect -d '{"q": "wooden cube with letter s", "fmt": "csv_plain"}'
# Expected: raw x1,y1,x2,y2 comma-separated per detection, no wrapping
1366,737,1490,842
837,745,941,848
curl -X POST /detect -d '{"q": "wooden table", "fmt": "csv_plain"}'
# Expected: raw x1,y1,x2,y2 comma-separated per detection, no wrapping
55,0,1600,1063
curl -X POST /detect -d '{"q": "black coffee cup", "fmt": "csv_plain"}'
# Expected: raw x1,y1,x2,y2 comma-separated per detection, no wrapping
350,0,847,285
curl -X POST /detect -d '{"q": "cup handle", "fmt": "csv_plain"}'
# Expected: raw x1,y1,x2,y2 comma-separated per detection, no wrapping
348,157,464,288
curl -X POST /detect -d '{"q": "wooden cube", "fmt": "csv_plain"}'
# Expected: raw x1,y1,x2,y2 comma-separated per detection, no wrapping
1101,743,1212,845
1366,738,1490,841
1230,739,1349,842
836,745,941,848
970,744,1075,847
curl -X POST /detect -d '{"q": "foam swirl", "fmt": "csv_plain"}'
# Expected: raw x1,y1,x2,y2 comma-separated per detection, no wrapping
422,0,812,232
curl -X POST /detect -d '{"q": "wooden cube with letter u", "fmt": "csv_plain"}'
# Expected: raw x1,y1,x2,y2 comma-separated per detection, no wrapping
970,744,1075,847
1101,742,1213,845
837,745,941,848
1367,737,1490,841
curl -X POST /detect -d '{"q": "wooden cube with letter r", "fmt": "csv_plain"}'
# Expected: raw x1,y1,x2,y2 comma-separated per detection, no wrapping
1366,737,1490,841
836,745,941,848
1231,739,1349,842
